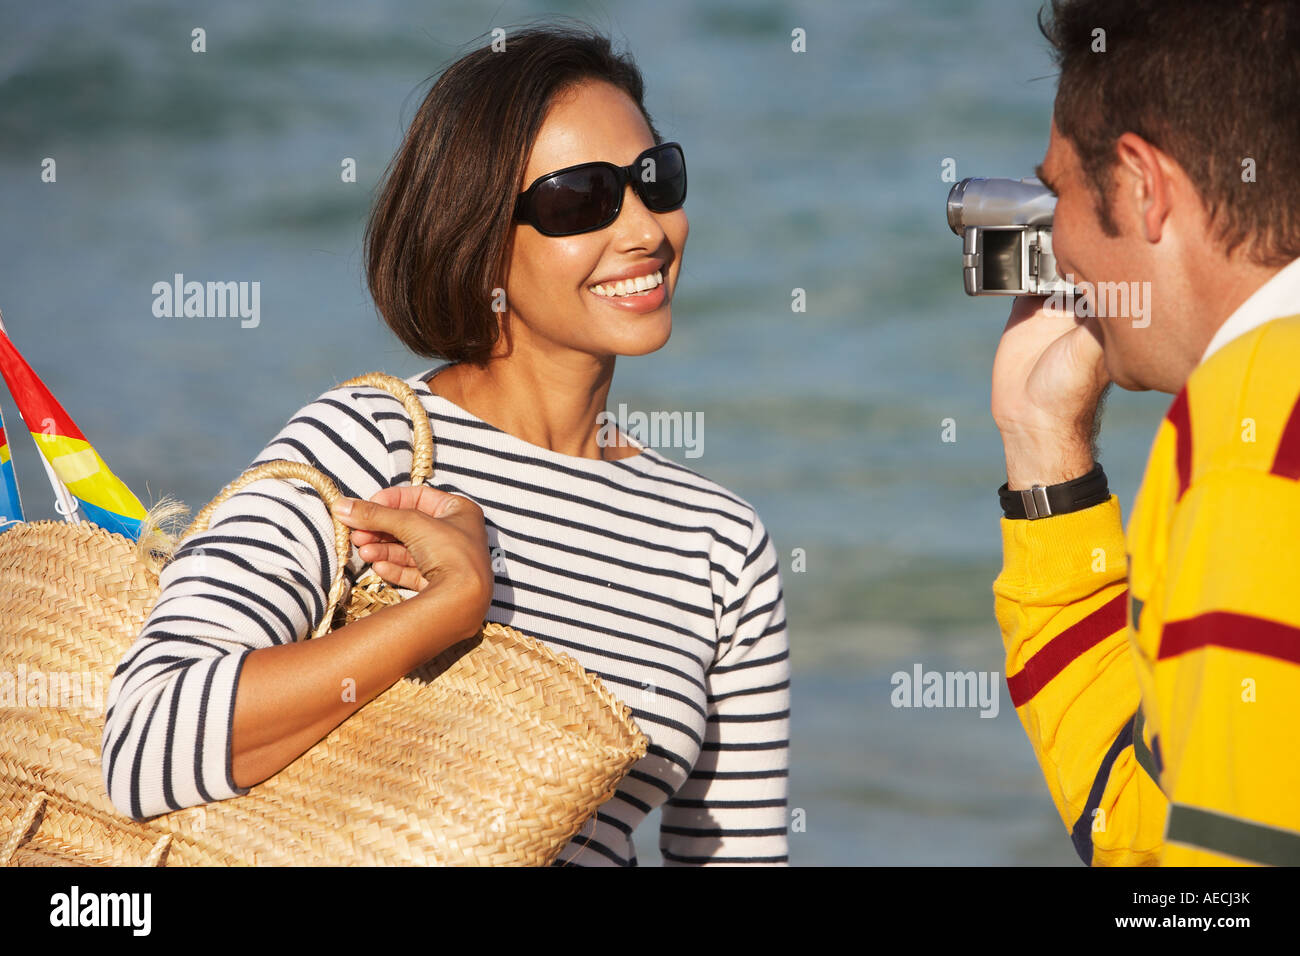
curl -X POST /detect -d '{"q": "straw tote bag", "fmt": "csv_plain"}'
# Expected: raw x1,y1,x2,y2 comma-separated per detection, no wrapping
0,371,646,866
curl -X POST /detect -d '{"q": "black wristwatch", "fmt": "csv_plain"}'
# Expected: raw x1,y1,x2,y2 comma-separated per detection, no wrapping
998,464,1110,519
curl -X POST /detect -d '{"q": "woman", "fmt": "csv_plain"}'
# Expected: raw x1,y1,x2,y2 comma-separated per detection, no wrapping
103,22,790,866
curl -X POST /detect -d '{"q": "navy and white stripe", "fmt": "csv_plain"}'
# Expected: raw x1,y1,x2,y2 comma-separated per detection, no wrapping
102,363,790,866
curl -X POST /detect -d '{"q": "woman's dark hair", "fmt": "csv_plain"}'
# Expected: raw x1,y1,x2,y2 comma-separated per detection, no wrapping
1041,0,1300,266
365,21,662,366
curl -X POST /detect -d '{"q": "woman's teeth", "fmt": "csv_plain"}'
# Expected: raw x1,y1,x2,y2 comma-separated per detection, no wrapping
589,269,663,298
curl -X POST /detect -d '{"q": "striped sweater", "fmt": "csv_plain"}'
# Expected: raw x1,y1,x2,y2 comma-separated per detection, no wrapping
993,313,1300,866
102,363,790,866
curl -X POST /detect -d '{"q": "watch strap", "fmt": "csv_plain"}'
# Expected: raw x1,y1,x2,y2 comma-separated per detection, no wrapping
998,464,1109,519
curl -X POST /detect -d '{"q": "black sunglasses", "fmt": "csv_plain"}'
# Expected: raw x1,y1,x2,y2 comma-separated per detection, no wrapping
513,142,687,237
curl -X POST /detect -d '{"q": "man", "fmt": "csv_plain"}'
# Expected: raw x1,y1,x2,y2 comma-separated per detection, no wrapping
991,0,1300,865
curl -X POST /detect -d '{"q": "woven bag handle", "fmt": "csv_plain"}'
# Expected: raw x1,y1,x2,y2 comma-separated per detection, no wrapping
177,371,434,638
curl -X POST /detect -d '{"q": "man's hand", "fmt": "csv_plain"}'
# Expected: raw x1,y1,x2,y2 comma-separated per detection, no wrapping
992,295,1111,490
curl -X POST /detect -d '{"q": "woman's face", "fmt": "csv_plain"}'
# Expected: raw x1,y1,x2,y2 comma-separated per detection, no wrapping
501,79,688,363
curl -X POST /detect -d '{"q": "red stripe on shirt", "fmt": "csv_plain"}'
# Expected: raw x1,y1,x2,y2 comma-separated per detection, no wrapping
1007,591,1128,708
1272,392,1300,480
1166,388,1193,499
1159,611,1300,666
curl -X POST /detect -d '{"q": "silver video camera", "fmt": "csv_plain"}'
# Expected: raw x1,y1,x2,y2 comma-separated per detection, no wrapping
946,177,1075,296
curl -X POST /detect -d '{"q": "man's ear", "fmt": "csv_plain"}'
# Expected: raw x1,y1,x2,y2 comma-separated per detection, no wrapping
1114,132,1175,245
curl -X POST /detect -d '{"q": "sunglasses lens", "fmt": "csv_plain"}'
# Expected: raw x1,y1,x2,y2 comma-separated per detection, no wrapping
638,145,686,211
531,167,621,235
520,144,687,235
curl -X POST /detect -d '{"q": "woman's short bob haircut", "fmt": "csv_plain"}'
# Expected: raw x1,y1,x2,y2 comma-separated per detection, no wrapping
365,21,663,366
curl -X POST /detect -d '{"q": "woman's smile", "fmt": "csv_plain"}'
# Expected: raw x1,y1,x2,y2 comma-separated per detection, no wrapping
586,267,668,312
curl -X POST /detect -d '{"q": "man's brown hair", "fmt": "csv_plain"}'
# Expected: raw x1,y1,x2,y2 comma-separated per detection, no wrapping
1041,0,1300,266
365,21,661,366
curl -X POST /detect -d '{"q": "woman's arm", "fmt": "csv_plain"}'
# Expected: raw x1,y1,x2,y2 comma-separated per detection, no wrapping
230,556,487,788
102,382,487,819
230,486,493,787
659,512,791,865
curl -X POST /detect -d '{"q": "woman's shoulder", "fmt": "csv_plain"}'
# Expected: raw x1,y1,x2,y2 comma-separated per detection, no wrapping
625,449,774,558
271,371,417,434
246,372,424,495
629,448,755,513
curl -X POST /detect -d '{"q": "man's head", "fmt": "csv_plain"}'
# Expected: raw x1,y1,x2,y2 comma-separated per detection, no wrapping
1036,0,1300,392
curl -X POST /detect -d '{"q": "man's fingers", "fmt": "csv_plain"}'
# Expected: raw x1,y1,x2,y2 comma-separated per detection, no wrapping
1005,295,1082,340
1067,319,1105,365
1005,294,1050,330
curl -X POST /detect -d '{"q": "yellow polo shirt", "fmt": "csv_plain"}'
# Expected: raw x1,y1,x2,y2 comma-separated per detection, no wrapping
993,301,1300,866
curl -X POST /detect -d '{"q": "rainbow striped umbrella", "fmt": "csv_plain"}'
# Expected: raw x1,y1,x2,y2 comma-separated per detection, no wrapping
0,320,147,540
0,407,25,532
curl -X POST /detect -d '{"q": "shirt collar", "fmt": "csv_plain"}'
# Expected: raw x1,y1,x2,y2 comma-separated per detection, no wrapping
1200,255,1300,365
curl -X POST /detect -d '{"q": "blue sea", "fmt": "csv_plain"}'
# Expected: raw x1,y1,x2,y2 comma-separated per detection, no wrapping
0,0,1171,865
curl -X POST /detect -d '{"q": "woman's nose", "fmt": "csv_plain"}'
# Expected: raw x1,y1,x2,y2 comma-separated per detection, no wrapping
614,183,666,243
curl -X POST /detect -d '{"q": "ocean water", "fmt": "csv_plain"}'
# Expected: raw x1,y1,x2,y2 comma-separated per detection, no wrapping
0,0,1171,865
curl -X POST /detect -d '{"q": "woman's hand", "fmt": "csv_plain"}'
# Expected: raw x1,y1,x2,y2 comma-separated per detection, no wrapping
330,486,494,634
230,486,494,788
